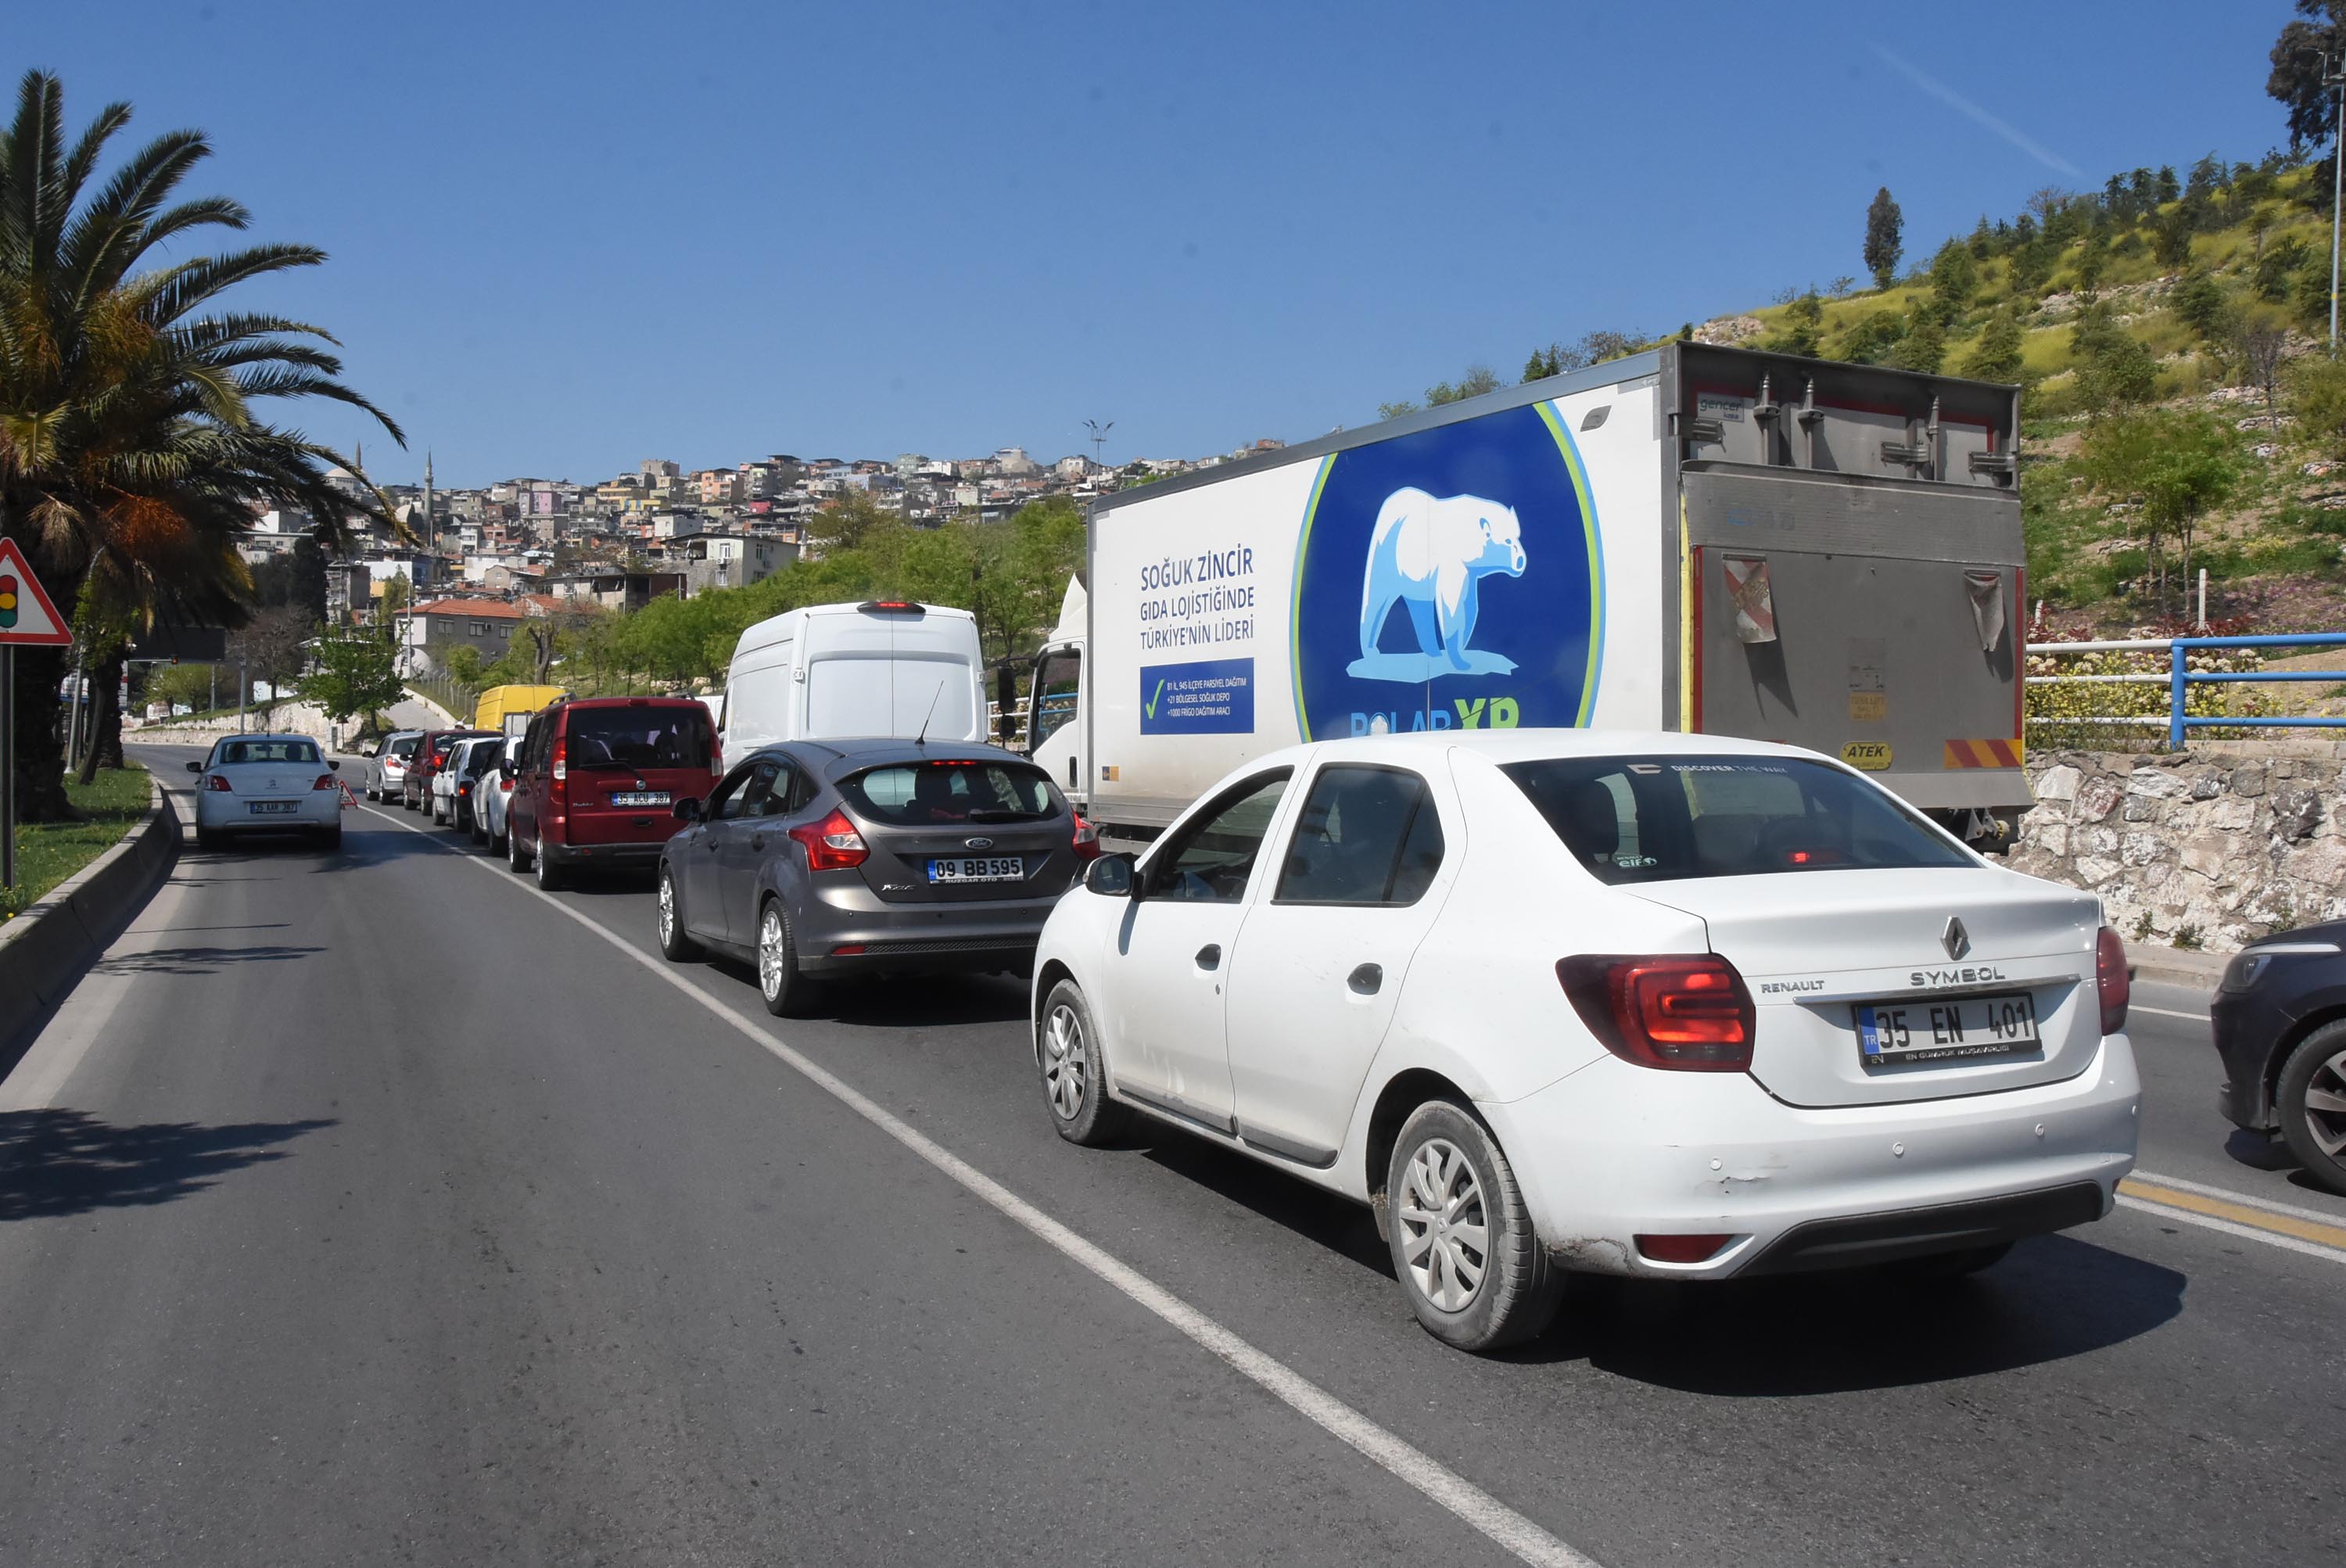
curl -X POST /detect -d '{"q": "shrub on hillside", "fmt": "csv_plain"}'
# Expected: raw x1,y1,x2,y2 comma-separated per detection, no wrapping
2289,353,2346,460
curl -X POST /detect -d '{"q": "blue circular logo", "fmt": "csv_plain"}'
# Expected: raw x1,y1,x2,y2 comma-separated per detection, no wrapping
1290,401,1602,740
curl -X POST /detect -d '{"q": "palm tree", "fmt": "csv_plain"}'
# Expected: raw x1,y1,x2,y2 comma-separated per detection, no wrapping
0,70,404,819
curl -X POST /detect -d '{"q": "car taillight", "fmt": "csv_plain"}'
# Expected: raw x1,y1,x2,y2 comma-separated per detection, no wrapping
1557,954,1756,1071
2096,925,2129,1035
550,736,567,798
499,776,513,792
787,807,868,870
1071,811,1100,861
312,773,339,791
204,773,232,792
457,780,472,796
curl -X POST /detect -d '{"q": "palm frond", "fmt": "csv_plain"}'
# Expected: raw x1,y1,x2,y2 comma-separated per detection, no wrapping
132,242,327,327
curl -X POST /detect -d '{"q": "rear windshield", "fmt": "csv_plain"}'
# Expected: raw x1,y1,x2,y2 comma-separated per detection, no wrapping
215,738,319,765
564,706,712,770
841,760,1056,825
1501,755,1973,884
463,741,504,775
386,736,419,759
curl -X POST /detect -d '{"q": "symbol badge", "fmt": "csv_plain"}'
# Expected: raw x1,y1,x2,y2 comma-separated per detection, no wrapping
1942,917,1970,961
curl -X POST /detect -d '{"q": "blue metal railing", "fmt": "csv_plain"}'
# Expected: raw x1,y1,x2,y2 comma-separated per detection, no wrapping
2164,634,2346,748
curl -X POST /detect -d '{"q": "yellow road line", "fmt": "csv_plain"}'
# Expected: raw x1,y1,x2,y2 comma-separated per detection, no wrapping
2118,1178,2346,1251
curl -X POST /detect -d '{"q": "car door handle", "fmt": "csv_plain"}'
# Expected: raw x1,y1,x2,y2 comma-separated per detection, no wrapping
1347,963,1383,996
1195,944,1221,971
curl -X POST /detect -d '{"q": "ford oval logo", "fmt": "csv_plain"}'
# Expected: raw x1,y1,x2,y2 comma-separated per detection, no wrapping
965,836,994,849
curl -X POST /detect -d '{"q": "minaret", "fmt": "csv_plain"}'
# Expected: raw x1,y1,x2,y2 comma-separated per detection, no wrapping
422,450,436,586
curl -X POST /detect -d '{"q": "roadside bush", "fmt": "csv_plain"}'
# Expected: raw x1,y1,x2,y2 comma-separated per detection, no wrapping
2025,626,2271,749
2289,353,2346,460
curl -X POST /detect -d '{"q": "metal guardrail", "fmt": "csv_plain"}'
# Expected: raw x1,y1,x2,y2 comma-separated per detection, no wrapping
2027,634,2346,749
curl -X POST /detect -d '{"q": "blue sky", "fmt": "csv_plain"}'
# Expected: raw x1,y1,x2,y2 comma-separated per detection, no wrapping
12,2,2311,486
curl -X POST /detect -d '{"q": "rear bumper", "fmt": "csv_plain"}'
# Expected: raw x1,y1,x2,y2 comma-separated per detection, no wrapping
794,883,1059,975
540,838,667,872
1486,1035,2141,1279
195,794,341,832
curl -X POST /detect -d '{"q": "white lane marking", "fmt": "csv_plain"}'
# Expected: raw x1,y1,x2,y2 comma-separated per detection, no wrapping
2128,1168,2346,1228
353,802,1599,1568
2129,1004,2211,1023
2114,1195,2346,1267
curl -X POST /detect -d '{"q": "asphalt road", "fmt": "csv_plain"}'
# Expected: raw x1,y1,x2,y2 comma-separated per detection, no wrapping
0,741,2338,1567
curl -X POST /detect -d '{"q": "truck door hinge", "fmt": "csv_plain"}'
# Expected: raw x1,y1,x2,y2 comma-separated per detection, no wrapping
1968,450,2018,479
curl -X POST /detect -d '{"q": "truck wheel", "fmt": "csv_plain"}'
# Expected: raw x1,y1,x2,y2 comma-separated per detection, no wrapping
657,865,701,961
1383,1100,1562,1353
1038,979,1128,1146
2276,1021,2346,1197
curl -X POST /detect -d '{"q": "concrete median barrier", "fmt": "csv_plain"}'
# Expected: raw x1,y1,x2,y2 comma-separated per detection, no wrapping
0,780,181,1052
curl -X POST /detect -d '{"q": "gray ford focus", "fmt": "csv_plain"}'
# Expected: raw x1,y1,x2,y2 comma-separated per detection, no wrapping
656,737,1097,1014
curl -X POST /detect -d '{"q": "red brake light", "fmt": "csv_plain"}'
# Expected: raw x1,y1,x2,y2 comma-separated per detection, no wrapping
788,807,869,870
1557,954,1756,1071
2096,926,2129,1035
1635,1233,1733,1264
499,776,514,792
205,773,233,792
313,773,339,791
551,735,567,794
1071,811,1100,861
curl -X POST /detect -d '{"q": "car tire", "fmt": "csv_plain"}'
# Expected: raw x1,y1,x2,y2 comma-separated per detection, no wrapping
657,865,702,961
317,823,343,851
535,838,565,892
1038,979,1129,1146
508,825,533,874
2276,1021,2346,1196
755,898,809,1017
196,827,221,853
1382,1100,1562,1354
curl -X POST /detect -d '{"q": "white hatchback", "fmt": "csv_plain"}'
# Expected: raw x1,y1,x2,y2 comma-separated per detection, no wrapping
188,734,345,851
1030,730,2140,1352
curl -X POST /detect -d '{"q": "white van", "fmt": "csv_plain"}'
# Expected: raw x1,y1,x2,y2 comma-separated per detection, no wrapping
720,600,986,766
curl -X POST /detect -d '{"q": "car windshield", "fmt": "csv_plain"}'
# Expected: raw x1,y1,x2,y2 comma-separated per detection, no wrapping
841,760,1056,824
214,738,320,766
565,707,712,770
1501,755,1974,884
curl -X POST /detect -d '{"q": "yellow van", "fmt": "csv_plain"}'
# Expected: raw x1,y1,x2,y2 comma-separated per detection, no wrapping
473,684,565,731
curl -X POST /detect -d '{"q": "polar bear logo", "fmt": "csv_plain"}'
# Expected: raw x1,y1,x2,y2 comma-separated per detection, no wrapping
1347,487,1526,681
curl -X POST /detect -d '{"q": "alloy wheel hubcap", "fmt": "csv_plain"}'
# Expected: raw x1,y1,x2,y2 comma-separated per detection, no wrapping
2308,1049,2346,1157
1397,1138,1490,1314
658,876,675,942
1042,1004,1087,1120
759,911,784,997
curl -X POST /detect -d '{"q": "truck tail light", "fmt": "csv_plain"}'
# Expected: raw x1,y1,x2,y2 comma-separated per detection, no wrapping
2096,926,2129,1035
312,773,339,791
205,773,233,792
1556,954,1756,1072
1071,811,1100,861
788,808,868,870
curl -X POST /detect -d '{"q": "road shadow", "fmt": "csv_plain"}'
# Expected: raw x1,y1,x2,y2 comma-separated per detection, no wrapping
1136,1130,1394,1276
0,1109,335,1220
690,956,1031,1027
92,943,323,976
1517,1231,2185,1391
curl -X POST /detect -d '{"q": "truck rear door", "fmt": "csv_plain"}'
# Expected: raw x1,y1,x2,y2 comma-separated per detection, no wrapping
1674,349,2025,825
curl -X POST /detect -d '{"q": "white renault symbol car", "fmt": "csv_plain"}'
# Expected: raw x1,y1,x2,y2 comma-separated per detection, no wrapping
187,734,345,852
1031,730,2140,1352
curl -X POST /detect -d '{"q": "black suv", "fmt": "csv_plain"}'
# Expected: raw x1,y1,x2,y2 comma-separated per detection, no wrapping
2211,920,2346,1195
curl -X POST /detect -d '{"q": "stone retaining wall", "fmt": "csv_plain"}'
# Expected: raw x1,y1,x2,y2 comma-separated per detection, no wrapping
2009,747,2345,953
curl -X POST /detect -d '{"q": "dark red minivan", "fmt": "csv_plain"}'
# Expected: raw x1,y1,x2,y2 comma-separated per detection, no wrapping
506,697,719,890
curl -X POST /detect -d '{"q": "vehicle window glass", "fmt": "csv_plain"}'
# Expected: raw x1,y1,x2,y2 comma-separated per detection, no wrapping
784,767,819,813
759,765,798,816
706,764,760,822
841,760,1053,824
465,741,504,776
736,762,782,819
1501,755,1973,884
1276,766,1444,906
1150,771,1290,902
387,736,419,759
520,717,544,770
563,706,712,770
1031,651,1080,748
214,738,321,765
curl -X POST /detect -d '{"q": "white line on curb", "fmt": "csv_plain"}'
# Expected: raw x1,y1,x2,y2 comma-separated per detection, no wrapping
2114,1194,2346,1266
355,803,1600,1568
2128,1168,2346,1228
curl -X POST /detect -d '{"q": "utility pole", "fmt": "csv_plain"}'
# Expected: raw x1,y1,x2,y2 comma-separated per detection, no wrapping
2330,52,2345,353
1084,419,1114,466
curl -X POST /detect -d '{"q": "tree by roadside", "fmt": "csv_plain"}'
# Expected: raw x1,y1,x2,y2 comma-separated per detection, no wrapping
301,626,403,734
1864,188,1904,289
2078,410,2240,612
225,605,313,727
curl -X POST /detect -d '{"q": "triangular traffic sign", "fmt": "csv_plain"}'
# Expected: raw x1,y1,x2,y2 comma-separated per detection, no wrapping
0,537,71,646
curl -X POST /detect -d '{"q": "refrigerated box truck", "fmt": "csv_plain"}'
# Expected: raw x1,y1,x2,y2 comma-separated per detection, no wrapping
999,343,2029,845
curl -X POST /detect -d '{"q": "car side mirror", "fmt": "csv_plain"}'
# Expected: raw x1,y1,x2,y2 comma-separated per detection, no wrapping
672,796,703,822
1085,852,1137,898
328,759,342,771
362,746,378,758
185,761,202,774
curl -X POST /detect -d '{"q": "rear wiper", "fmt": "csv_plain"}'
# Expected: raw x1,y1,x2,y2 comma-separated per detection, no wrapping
966,808,1048,822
